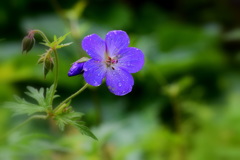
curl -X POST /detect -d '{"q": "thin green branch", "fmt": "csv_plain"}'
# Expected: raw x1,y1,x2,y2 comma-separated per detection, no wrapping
0,115,47,141
50,49,59,105
54,83,89,113
11,115,47,132
32,29,51,44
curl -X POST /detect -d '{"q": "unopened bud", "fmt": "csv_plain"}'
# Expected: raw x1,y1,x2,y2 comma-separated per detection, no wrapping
43,55,54,79
38,49,54,79
22,31,35,54
68,57,89,77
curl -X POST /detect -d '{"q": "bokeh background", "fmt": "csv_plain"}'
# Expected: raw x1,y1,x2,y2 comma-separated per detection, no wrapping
1,0,240,159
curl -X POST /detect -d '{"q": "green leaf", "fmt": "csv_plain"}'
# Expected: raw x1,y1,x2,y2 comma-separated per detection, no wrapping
25,85,58,108
55,42,73,49
40,32,72,49
40,39,51,47
4,86,59,116
55,32,71,45
46,85,59,105
25,86,46,107
53,35,57,41
54,111,84,130
54,110,97,140
4,96,46,116
74,123,98,140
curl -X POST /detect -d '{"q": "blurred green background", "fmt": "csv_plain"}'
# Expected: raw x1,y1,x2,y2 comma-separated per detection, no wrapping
1,0,240,159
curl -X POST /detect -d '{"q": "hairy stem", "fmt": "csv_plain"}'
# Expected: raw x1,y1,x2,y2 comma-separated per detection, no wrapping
32,29,51,44
54,83,89,113
0,115,47,141
50,49,59,105
32,29,59,107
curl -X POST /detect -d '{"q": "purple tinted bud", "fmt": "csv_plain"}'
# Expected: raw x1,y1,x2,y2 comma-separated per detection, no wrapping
22,31,35,54
68,62,85,77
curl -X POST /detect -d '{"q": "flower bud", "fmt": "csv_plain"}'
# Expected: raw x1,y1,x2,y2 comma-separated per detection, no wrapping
68,57,90,77
44,56,54,79
68,62,85,77
38,49,54,79
22,31,35,54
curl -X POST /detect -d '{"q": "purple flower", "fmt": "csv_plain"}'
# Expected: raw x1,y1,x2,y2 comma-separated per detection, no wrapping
68,57,90,77
68,62,85,77
82,30,144,96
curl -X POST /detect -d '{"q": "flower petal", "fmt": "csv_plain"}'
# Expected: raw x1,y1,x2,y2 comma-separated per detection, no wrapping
82,34,105,60
117,47,144,73
105,30,130,57
68,62,85,77
83,59,106,86
105,68,134,96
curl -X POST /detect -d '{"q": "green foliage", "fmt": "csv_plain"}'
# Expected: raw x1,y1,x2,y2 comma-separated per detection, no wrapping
4,85,57,116
4,84,97,140
41,32,73,49
74,122,98,140
55,107,97,140
25,85,58,109
5,96,46,116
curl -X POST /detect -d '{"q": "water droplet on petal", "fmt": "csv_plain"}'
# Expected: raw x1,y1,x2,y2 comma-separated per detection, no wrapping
93,80,98,86
118,83,122,87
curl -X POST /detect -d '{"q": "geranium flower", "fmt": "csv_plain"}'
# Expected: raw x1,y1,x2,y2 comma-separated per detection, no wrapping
81,30,144,96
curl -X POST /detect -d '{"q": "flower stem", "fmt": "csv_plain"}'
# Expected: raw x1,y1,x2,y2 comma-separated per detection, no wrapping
50,49,59,105
0,115,47,140
32,29,51,44
32,29,59,107
13,115,47,131
54,83,89,113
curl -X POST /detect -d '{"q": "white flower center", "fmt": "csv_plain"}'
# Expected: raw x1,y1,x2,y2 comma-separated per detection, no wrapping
105,56,118,70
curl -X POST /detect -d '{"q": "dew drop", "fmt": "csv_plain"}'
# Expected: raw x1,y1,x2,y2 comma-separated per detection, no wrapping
118,83,122,87
93,80,98,86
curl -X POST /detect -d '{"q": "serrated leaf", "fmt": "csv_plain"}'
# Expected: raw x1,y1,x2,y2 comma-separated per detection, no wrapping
4,96,46,116
54,110,84,130
46,85,59,105
54,35,57,41
54,110,97,140
40,39,51,47
39,32,72,49
48,32,72,49
26,85,59,108
5,86,59,116
25,86,46,107
75,123,98,140
56,32,71,45
56,42,73,49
